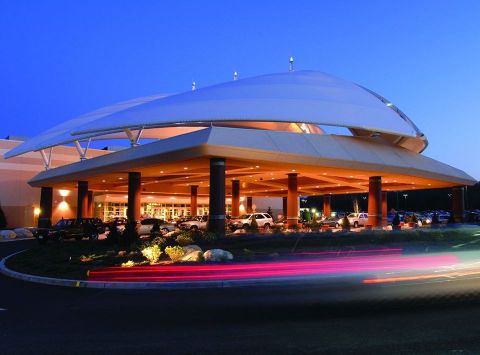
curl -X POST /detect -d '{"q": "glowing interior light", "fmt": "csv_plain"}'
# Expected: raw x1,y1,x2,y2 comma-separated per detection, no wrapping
58,189,70,197
58,201,69,211
33,207,41,216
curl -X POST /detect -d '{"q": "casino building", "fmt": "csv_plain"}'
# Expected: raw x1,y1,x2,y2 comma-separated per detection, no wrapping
3,70,476,235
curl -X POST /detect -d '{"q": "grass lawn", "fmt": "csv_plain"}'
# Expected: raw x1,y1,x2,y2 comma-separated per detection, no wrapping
5,225,480,280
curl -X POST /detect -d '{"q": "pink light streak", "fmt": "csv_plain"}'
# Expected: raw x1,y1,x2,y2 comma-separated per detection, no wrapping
88,254,458,283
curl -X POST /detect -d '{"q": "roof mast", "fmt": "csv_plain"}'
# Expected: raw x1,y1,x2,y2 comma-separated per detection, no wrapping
289,56,294,72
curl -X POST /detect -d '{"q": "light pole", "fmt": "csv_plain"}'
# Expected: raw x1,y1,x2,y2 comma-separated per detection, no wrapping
403,194,408,210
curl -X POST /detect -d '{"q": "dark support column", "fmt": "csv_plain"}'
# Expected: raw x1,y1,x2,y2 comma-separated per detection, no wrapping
282,196,287,218
368,176,382,227
287,173,298,229
247,197,253,213
323,195,331,217
127,172,141,222
382,191,388,226
452,186,465,223
208,158,226,237
190,185,198,217
77,181,89,219
87,191,94,218
39,187,53,228
231,180,240,218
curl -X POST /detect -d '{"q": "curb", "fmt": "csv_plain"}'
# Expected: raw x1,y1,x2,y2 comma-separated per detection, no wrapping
0,250,365,290
0,237,35,243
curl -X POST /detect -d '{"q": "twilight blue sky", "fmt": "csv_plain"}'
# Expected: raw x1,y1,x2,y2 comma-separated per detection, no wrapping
1,0,479,179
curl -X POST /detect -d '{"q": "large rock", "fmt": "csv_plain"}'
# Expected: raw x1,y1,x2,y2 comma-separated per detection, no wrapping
14,228,33,238
181,250,204,262
0,230,16,240
182,244,202,254
203,249,234,262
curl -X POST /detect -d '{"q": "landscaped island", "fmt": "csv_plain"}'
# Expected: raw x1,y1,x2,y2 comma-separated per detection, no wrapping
6,225,480,280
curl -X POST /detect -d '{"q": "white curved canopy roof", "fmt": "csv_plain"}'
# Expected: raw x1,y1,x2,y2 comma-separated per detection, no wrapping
5,70,426,158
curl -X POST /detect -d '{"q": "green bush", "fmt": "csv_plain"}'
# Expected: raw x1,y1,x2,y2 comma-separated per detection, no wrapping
151,236,168,249
249,215,259,232
106,225,121,245
310,218,320,232
165,245,185,262
200,231,218,244
141,245,162,264
176,234,195,246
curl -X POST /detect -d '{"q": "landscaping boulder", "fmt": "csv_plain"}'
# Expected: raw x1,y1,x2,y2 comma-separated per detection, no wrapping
14,228,33,238
204,249,234,262
181,250,204,262
182,244,202,254
0,230,16,239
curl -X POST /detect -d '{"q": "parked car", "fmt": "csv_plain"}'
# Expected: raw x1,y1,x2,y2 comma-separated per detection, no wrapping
229,213,274,230
320,217,340,228
105,216,128,230
179,215,208,230
138,218,175,235
83,217,106,234
339,213,369,228
273,217,303,229
34,218,100,244
173,216,196,226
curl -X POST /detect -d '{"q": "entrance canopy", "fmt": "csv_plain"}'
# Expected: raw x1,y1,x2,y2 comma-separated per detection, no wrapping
28,126,476,198
5,70,428,159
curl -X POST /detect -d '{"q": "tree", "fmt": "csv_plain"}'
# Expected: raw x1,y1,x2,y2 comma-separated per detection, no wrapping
0,204,7,229
266,206,273,218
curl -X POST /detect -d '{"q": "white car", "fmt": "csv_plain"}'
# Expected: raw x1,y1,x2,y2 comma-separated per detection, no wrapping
229,213,274,230
179,215,208,230
138,218,175,235
339,213,369,228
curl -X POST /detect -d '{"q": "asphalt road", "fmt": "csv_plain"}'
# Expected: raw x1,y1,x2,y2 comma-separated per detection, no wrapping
3,240,480,354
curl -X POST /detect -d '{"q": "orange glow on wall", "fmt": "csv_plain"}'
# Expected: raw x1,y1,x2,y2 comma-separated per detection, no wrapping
58,201,69,211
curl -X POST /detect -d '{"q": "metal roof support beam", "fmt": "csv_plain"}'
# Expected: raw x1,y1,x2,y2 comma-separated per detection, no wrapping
74,139,91,161
39,148,53,171
124,128,143,147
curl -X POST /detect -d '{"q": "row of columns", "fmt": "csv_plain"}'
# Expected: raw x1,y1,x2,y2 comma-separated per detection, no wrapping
37,161,468,237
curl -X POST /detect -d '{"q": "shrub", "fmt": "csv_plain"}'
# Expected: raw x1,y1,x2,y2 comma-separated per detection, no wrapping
165,245,185,262
106,225,121,245
310,218,320,232
266,206,273,217
176,234,195,246
121,260,136,267
200,231,218,244
0,203,7,229
141,245,162,264
272,224,284,234
249,215,259,232
150,236,168,249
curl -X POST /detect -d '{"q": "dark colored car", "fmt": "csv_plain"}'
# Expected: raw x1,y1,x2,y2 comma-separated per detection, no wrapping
320,217,340,228
83,217,106,234
34,218,100,244
105,217,128,230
